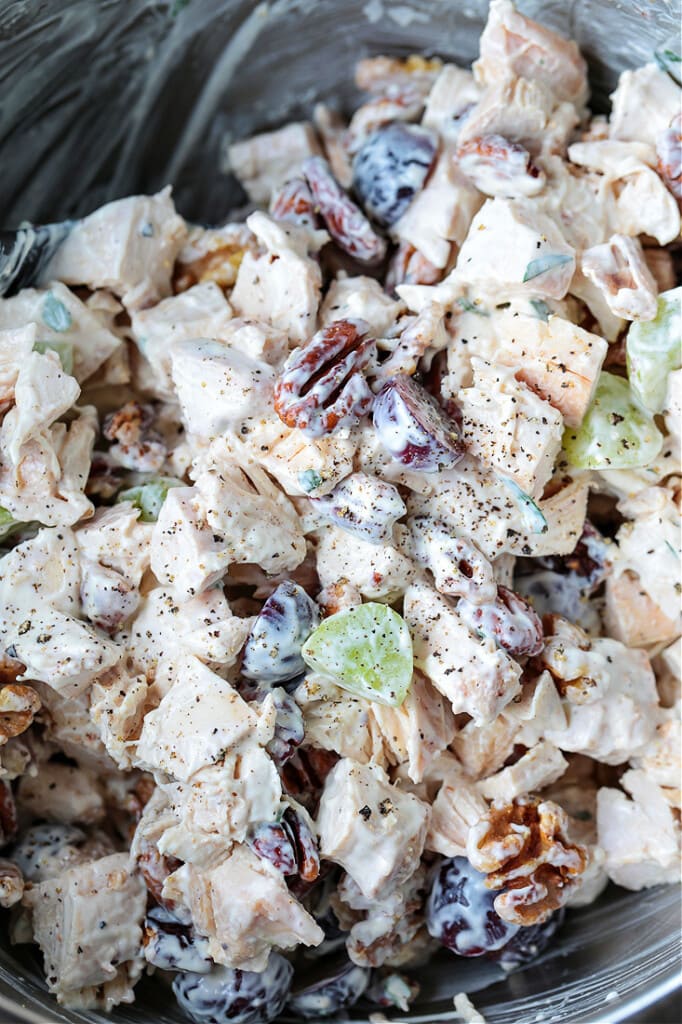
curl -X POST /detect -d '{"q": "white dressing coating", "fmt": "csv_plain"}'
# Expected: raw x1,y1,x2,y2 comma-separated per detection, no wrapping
0,3,679,1011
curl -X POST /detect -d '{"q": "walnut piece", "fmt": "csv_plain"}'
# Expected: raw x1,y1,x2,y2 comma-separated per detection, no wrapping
0,683,41,746
467,797,588,925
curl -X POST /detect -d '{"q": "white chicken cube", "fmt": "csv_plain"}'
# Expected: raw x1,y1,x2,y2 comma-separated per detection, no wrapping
458,359,564,497
404,581,521,724
393,146,483,268
458,75,566,153
422,65,481,142
609,63,682,150
315,525,416,601
473,0,589,108
135,654,264,782
170,338,274,438
228,122,322,203
193,435,306,575
17,764,104,826
0,348,79,464
75,503,152,588
320,275,404,337
230,212,326,343
163,846,323,970
0,528,120,697
151,486,230,598
129,282,233,395
492,310,608,427
597,769,680,889
316,758,429,899
478,740,568,802
22,853,146,1005
42,188,187,311
426,768,489,857
0,281,120,383
455,198,576,301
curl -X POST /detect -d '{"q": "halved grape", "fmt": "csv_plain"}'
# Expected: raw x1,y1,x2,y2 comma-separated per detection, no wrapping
33,339,74,375
301,602,413,707
626,287,681,412
563,371,663,470
117,476,184,522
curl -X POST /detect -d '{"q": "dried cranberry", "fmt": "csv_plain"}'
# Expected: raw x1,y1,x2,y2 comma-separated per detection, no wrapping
173,954,293,1024
426,856,519,956
241,581,319,684
373,373,464,472
458,585,544,657
352,121,438,226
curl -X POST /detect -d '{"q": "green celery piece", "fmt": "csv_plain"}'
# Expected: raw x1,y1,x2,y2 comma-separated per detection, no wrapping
626,287,681,413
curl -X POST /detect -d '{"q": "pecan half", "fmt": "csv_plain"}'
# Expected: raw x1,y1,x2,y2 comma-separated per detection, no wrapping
457,134,545,197
274,319,376,437
135,833,182,910
302,156,387,264
467,797,588,926
270,177,318,228
0,857,23,908
385,241,442,294
0,683,41,746
103,400,166,473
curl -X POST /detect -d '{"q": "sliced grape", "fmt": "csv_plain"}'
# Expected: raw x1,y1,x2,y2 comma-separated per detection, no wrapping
117,476,184,522
33,339,74,375
626,287,682,412
301,602,413,707
563,371,663,470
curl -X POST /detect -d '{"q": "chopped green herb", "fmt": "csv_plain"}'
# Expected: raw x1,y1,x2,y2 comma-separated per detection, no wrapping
457,297,490,317
33,340,74,375
523,253,573,283
299,468,323,493
42,292,72,333
530,299,551,321
0,506,26,543
665,539,679,559
502,478,548,534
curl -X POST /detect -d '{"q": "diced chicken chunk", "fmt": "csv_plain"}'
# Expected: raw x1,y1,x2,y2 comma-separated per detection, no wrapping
474,0,589,108
22,853,146,1007
422,65,481,142
393,145,483,268
170,338,274,438
316,525,416,601
478,741,568,802
230,212,326,343
370,672,456,783
597,769,680,889
135,654,267,782
426,767,489,857
129,283,234,395
316,758,429,899
492,310,608,427
163,845,323,970
0,282,121,382
42,188,187,311
17,763,104,825
404,581,522,724
458,75,575,155
228,122,322,203
609,63,682,150
455,198,576,301
320,276,404,336
151,486,230,598
458,359,564,497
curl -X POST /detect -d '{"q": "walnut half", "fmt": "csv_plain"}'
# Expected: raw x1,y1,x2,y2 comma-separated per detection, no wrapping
0,683,41,746
467,797,588,926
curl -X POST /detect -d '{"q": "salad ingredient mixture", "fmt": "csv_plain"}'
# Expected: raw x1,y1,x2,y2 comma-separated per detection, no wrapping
0,2,680,1021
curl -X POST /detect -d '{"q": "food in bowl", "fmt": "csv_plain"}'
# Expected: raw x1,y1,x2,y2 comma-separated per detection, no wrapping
0,1,680,1020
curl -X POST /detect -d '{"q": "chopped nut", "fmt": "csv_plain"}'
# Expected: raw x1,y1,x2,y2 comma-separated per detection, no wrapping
0,683,41,745
467,797,588,925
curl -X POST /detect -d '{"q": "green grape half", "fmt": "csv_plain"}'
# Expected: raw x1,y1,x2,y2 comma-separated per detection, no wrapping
117,476,184,522
563,371,663,470
626,287,681,413
301,602,413,707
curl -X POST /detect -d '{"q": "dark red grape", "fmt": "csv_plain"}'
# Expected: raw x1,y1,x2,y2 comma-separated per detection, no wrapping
287,959,370,1019
247,821,298,876
494,908,566,971
241,581,319,683
458,585,544,657
310,472,405,543
172,954,293,1024
143,905,212,974
266,688,305,765
426,856,519,956
353,122,438,227
373,374,464,472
